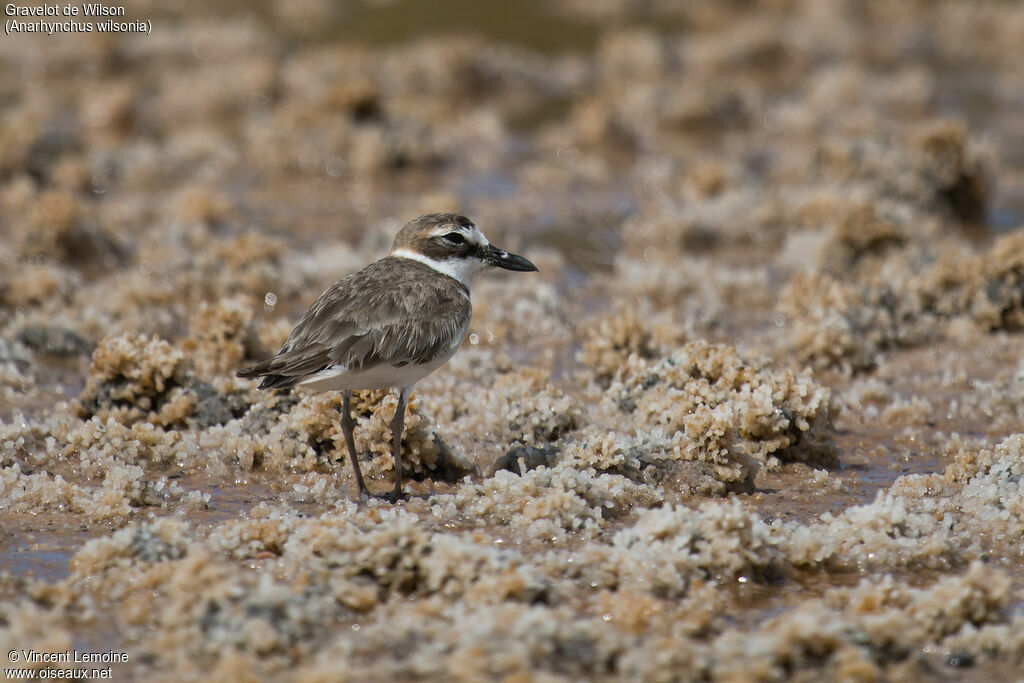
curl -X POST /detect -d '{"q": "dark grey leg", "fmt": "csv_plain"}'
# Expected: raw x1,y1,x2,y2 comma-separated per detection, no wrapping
341,390,370,499
390,385,412,502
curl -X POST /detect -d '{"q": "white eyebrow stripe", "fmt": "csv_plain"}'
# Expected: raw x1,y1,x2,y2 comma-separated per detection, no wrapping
469,225,489,247
427,224,490,248
428,227,465,238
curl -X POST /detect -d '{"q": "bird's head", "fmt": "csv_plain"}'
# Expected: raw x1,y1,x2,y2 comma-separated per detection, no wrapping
390,213,537,286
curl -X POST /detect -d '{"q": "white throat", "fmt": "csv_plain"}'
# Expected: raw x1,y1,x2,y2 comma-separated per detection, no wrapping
391,249,484,289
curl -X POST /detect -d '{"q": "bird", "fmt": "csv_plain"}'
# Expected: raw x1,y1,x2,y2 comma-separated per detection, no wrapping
237,213,538,501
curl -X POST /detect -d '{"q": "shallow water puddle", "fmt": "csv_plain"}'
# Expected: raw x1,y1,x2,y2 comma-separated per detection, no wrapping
0,520,92,584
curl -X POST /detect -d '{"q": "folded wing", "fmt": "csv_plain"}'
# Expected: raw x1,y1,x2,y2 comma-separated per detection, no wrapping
237,258,471,390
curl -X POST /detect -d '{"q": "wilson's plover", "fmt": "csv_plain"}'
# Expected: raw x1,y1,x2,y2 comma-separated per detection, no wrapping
237,213,538,501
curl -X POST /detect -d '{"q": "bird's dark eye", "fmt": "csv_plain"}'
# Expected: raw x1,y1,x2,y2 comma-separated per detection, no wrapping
443,232,466,245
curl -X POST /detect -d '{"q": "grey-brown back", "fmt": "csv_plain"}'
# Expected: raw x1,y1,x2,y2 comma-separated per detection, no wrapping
237,257,472,390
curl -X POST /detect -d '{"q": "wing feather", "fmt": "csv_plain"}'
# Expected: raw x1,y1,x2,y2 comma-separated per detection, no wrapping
237,258,471,389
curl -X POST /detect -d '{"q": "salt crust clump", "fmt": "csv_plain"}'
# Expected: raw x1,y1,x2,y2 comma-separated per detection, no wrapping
0,603,74,672
832,562,1011,646
56,511,551,665
432,462,657,542
209,505,546,607
783,434,1024,570
810,119,989,223
878,395,933,427
13,190,124,266
578,340,832,494
469,276,574,354
318,601,627,680
705,562,1013,681
481,369,580,447
181,295,264,379
760,120,1001,371
780,269,923,372
277,510,548,610
0,461,207,522
1,411,208,521
75,334,195,427
577,303,686,382
71,331,248,431
0,262,82,309
593,499,784,595
416,362,582,469
818,202,909,275
968,358,1024,431
0,337,32,390
242,390,461,481
781,226,1024,372
69,517,191,576
292,561,1018,680
62,519,336,662
59,417,182,472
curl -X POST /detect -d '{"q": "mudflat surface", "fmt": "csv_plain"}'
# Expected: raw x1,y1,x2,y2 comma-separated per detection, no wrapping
3,1,1024,680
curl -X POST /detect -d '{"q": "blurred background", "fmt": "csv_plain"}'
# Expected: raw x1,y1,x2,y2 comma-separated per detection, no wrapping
2,0,1021,291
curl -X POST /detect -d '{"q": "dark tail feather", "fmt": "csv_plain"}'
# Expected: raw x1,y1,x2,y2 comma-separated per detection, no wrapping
256,374,299,390
237,361,298,391
236,359,273,380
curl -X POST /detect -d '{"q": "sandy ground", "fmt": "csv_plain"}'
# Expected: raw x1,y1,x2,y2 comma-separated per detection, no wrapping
3,0,1024,680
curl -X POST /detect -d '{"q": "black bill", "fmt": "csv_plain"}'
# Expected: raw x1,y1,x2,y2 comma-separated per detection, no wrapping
484,244,538,272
